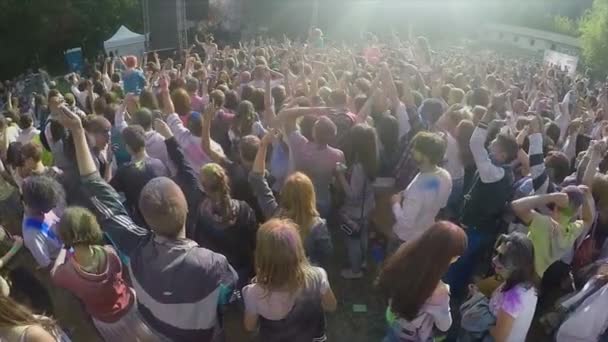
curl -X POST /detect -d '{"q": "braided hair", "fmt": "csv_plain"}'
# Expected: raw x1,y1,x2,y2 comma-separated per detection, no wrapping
200,163,235,224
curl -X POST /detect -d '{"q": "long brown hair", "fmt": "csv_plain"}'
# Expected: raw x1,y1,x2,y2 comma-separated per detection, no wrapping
279,172,319,239
377,221,467,321
347,124,378,180
254,219,314,295
0,295,59,338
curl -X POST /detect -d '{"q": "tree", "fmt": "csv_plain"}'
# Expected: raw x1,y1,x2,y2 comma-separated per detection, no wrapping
551,16,580,37
580,0,608,75
0,0,141,79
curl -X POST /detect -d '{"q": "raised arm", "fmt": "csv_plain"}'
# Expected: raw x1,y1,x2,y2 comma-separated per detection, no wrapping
57,105,149,256
201,101,227,164
0,121,8,161
276,106,330,134
159,74,175,116
527,117,550,194
356,92,375,126
309,61,324,98
263,69,276,126
5,91,12,111
114,97,129,133
582,140,606,188
154,119,203,238
511,192,568,226
249,132,280,219
470,109,505,183
561,119,581,162
379,64,400,112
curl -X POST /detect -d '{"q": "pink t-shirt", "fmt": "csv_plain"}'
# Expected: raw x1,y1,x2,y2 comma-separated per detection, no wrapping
288,131,345,207
190,94,208,113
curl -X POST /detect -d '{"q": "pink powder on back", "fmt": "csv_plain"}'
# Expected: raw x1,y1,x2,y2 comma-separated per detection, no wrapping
501,286,523,316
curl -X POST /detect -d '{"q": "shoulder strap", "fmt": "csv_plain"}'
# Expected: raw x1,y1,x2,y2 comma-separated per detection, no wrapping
360,178,367,219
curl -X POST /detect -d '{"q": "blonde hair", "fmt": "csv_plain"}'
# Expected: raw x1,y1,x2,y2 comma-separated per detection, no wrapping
254,219,314,294
58,206,103,246
0,296,61,338
279,172,319,239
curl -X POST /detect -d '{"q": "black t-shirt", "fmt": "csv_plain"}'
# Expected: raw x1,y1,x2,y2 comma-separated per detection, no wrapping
222,159,268,223
194,199,257,273
110,156,169,225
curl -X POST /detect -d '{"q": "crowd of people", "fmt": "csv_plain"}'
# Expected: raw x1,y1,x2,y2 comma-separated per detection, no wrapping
1,27,608,342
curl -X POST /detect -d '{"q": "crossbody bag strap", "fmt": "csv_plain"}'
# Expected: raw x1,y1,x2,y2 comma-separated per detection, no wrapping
360,178,367,219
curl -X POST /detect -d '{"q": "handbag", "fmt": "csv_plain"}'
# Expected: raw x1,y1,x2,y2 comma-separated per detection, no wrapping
339,179,367,238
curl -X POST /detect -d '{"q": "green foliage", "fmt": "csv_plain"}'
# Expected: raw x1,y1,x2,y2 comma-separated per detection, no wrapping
551,16,580,37
580,0,608,74
0,0,142,79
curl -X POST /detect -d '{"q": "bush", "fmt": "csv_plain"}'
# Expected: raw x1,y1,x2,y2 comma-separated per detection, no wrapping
580,0,608,75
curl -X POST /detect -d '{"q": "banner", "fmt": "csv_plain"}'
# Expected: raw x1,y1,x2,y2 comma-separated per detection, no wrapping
543,50,578,77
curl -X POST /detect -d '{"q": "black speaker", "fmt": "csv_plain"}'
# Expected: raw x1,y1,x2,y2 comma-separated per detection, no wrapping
148,0,179,50
186,0,209,21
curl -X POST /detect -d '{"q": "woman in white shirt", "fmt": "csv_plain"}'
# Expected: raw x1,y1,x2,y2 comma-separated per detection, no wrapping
487,232,538,342
242,218,337,341
377,221,467,341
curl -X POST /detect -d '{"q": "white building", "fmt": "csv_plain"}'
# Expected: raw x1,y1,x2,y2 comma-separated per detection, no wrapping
483,23,581,56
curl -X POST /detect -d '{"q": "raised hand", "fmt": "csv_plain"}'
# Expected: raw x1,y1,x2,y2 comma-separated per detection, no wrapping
261,129,276,146
203,99,216,120
529,115,542,134
516,125,530,147
590,139,608,158
159,73,170,93
153,119,173,139
57,104,83,132
550,192,570,209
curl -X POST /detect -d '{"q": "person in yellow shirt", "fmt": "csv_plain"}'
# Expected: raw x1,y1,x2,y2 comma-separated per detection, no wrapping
511,185,594,278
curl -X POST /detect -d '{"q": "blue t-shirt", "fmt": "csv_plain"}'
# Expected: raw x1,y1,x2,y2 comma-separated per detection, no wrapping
122,69,146,95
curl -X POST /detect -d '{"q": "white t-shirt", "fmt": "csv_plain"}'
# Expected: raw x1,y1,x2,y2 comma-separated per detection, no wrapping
4,125,20,143
22,211,62,268
392,167,452,242
242,267,330,320
16,127,40,145
489,283,537,342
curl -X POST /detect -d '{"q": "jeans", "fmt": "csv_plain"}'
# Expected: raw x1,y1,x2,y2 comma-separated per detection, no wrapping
444,227,494,299
347,220,368,273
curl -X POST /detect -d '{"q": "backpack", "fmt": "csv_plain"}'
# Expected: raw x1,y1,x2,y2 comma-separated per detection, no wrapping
556,279,608,342
458,292,495,342
385,307,434,342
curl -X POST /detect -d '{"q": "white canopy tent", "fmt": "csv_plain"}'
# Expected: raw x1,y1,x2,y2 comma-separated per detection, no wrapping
103,25,146,58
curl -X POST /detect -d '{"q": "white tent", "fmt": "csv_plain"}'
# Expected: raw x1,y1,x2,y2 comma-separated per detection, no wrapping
104,25,146,58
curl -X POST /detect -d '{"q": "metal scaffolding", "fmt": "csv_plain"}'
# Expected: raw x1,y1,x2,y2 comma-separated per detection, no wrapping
142,0,150,49
177,0,188,51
